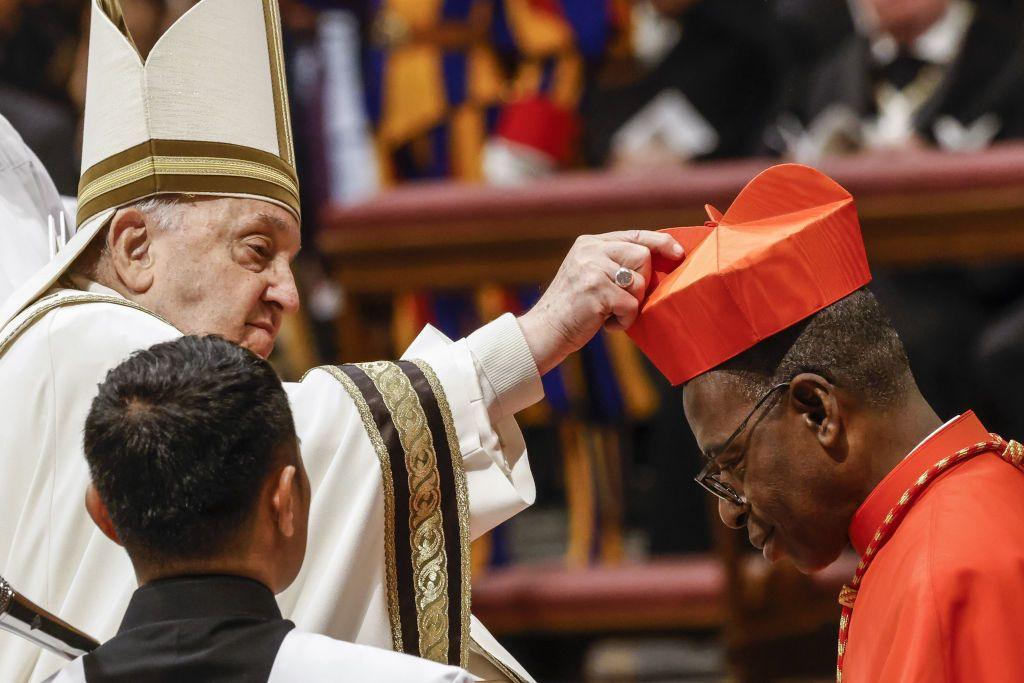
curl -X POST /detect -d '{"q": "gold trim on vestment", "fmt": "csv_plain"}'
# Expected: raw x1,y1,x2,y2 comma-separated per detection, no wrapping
0,291,178,358
262,0,295,167
360,361,451,663
315,365,405,654
413,359,472,669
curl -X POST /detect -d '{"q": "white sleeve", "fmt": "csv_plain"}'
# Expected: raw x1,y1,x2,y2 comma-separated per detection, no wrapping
267,631,476,683
456,313,543,423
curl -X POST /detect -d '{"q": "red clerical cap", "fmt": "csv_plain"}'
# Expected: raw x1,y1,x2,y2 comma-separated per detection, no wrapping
627,163,872,385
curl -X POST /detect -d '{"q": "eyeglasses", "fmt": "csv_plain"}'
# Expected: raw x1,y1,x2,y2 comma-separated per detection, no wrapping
694,382,790,507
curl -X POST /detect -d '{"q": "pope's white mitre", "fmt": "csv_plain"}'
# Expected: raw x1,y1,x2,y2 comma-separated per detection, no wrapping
79,0,299,226
0,0,299,328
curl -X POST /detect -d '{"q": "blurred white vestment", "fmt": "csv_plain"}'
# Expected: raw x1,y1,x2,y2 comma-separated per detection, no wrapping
0,114,68,304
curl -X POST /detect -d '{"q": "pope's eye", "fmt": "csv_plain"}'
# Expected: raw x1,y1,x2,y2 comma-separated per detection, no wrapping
246,241,271,259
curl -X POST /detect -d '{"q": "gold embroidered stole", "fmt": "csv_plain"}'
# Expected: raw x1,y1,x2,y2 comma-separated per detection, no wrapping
316,361,472,669
0,290,176,357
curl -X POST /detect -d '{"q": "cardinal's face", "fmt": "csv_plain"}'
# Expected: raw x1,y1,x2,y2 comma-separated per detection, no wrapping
144,197,301,359
684,374,860,573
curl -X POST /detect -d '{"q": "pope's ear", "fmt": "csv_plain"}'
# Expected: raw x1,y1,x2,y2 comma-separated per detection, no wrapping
85,484,123,546
107,207,155,294
789,373,842,449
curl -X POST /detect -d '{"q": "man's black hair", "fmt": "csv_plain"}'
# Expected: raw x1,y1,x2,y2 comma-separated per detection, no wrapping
84,335,296,563
700,287,913,406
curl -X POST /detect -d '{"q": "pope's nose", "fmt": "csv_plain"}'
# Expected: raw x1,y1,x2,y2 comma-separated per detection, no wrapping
267,265,300,315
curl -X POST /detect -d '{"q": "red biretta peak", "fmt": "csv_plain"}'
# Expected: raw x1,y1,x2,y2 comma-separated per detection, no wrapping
627,163,872,385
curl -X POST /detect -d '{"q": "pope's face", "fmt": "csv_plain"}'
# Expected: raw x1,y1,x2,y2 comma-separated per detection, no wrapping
145,198,301,358
683,375,857,573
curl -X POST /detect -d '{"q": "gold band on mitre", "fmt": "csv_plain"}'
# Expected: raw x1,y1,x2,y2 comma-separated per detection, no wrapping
77,139,301,227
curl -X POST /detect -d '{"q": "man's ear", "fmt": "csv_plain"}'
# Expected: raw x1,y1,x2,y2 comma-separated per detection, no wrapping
85,484,123,546
107,207,155,294
789,372,842,450
271,465,298,538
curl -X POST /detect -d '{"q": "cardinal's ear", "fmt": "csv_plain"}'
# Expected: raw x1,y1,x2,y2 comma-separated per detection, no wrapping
789,372,842,451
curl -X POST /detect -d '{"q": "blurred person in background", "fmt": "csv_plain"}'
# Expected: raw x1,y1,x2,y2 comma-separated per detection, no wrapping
480,0,631,185
769,0,1024,159
766,0,1024,435
581,0,789,170
0,113,67,302
357,0,632,186
0,0,81,193
365,0,503,184
277,0,381,358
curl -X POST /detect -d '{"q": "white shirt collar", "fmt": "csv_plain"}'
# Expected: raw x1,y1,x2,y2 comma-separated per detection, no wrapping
904,414,960,460
911,0,973,64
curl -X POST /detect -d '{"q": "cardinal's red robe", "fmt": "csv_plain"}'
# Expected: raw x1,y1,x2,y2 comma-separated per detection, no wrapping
843,411,1024,682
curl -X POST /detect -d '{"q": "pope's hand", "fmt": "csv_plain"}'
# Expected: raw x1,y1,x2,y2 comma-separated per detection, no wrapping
518,230,684,375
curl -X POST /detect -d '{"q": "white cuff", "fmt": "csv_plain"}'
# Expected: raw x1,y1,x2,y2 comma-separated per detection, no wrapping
466,313,544,420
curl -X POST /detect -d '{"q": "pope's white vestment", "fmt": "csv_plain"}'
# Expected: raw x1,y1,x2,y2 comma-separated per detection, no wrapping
0,282,541,682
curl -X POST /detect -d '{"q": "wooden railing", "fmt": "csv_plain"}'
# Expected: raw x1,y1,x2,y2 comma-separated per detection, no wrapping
319,143,1024,360
469,552,857,636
